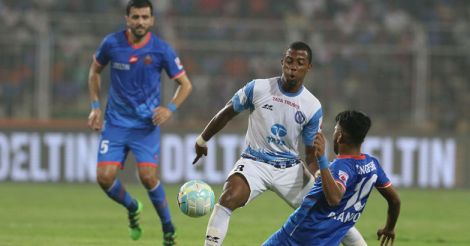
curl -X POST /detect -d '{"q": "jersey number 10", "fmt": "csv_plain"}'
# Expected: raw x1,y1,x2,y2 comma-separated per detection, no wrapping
344,174,378,212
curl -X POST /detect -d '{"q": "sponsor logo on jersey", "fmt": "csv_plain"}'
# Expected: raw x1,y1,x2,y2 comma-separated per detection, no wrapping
328,211,362,223
295,111,306,124
144,54,152,64
129,55,139,64
262,104,273,111
271,124,287,137
268,124,287,146
272,96,300,109
112,62,130,70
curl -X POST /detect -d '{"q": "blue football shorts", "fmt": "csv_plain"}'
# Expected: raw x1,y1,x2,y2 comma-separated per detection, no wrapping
97,122,160,168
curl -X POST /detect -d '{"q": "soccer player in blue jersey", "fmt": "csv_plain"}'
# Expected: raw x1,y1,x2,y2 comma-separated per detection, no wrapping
263,110,401,246
193,42,366,246
86,0,192,245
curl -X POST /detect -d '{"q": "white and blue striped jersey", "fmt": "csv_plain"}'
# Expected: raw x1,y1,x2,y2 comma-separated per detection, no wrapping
232,77,323,164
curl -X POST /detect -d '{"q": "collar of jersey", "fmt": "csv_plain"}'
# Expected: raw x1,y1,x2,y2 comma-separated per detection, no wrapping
336,154,366,160
277,78,304,97
124,30,151,49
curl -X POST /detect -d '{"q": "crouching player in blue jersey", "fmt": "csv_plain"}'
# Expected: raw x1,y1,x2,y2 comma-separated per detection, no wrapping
263,110,401,246
87,0,192,245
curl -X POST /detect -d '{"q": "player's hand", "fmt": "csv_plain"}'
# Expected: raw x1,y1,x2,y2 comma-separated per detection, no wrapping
88,109,102,131
377,228,395,246
192,143,207,165
152,106,172,125
313,132,326,158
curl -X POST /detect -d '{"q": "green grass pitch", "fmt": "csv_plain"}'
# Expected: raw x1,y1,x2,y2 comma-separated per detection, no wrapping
0,183,469,245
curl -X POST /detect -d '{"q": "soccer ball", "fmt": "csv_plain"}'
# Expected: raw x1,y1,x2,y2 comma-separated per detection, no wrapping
177,180,215,217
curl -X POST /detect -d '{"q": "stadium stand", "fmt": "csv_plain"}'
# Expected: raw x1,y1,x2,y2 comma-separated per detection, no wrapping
0,0,468,133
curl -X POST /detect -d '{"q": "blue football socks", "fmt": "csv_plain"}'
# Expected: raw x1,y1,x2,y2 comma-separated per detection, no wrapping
148,182,174,233
105,179,138,212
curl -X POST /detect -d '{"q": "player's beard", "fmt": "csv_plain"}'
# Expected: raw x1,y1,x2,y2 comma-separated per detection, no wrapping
131,26,148,40
333,142,339,155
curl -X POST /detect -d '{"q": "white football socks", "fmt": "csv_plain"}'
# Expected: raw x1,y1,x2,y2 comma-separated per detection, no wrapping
204,203,233,246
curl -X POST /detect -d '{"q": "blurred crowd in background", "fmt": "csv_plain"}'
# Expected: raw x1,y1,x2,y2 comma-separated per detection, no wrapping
0,0,469,134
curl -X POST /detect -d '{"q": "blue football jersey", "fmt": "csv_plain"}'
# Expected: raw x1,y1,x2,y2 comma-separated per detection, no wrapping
94,30,185,128
281,154,391,246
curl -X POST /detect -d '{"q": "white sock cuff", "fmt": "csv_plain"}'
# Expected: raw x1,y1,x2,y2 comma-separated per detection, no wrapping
106,180,118,192
149,180,161,192
215,203,232,216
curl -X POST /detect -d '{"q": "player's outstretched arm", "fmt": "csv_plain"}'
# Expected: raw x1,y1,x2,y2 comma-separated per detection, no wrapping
376,186,401,246
87,60,104,131
305,145,319,176
314,132,345,206
192,102,239,164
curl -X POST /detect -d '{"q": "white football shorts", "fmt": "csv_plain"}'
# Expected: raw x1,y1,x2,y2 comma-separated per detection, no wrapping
227,157,314,208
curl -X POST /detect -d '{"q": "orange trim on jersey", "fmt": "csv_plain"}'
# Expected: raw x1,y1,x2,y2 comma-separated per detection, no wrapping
137,162,158,168
376,181,392,189
93,54,103,67
337,154,366,160
171,70,186,80
125,30,151,49
97,162,122,168
335,180,346,192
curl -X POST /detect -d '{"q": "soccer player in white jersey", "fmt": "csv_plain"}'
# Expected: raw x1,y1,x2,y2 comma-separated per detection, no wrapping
193,41,366,246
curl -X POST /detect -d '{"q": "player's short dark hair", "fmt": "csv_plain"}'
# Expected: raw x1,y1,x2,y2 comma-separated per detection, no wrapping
288,41,312,64
126,0,154,16
335,110,371,145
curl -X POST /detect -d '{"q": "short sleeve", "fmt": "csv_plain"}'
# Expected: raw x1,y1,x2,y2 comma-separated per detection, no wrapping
163,44,185,79
302,108,323,146
330,160,355,190
374,158,392,188
231,80,255,112
94,35,111,66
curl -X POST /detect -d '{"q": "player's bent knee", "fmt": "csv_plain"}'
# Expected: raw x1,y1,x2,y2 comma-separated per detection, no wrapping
219,174,250,210
96,174,115,190
96,165,119,189
218,193,244,211
139,174,158,189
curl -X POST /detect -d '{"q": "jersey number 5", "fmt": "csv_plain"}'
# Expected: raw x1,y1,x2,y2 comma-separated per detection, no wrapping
100,140,109,154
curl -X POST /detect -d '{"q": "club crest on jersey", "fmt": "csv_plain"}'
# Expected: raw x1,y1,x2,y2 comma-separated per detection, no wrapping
129,55,139,64
338,170,349,184
144,55,152,64
295,111,306,124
